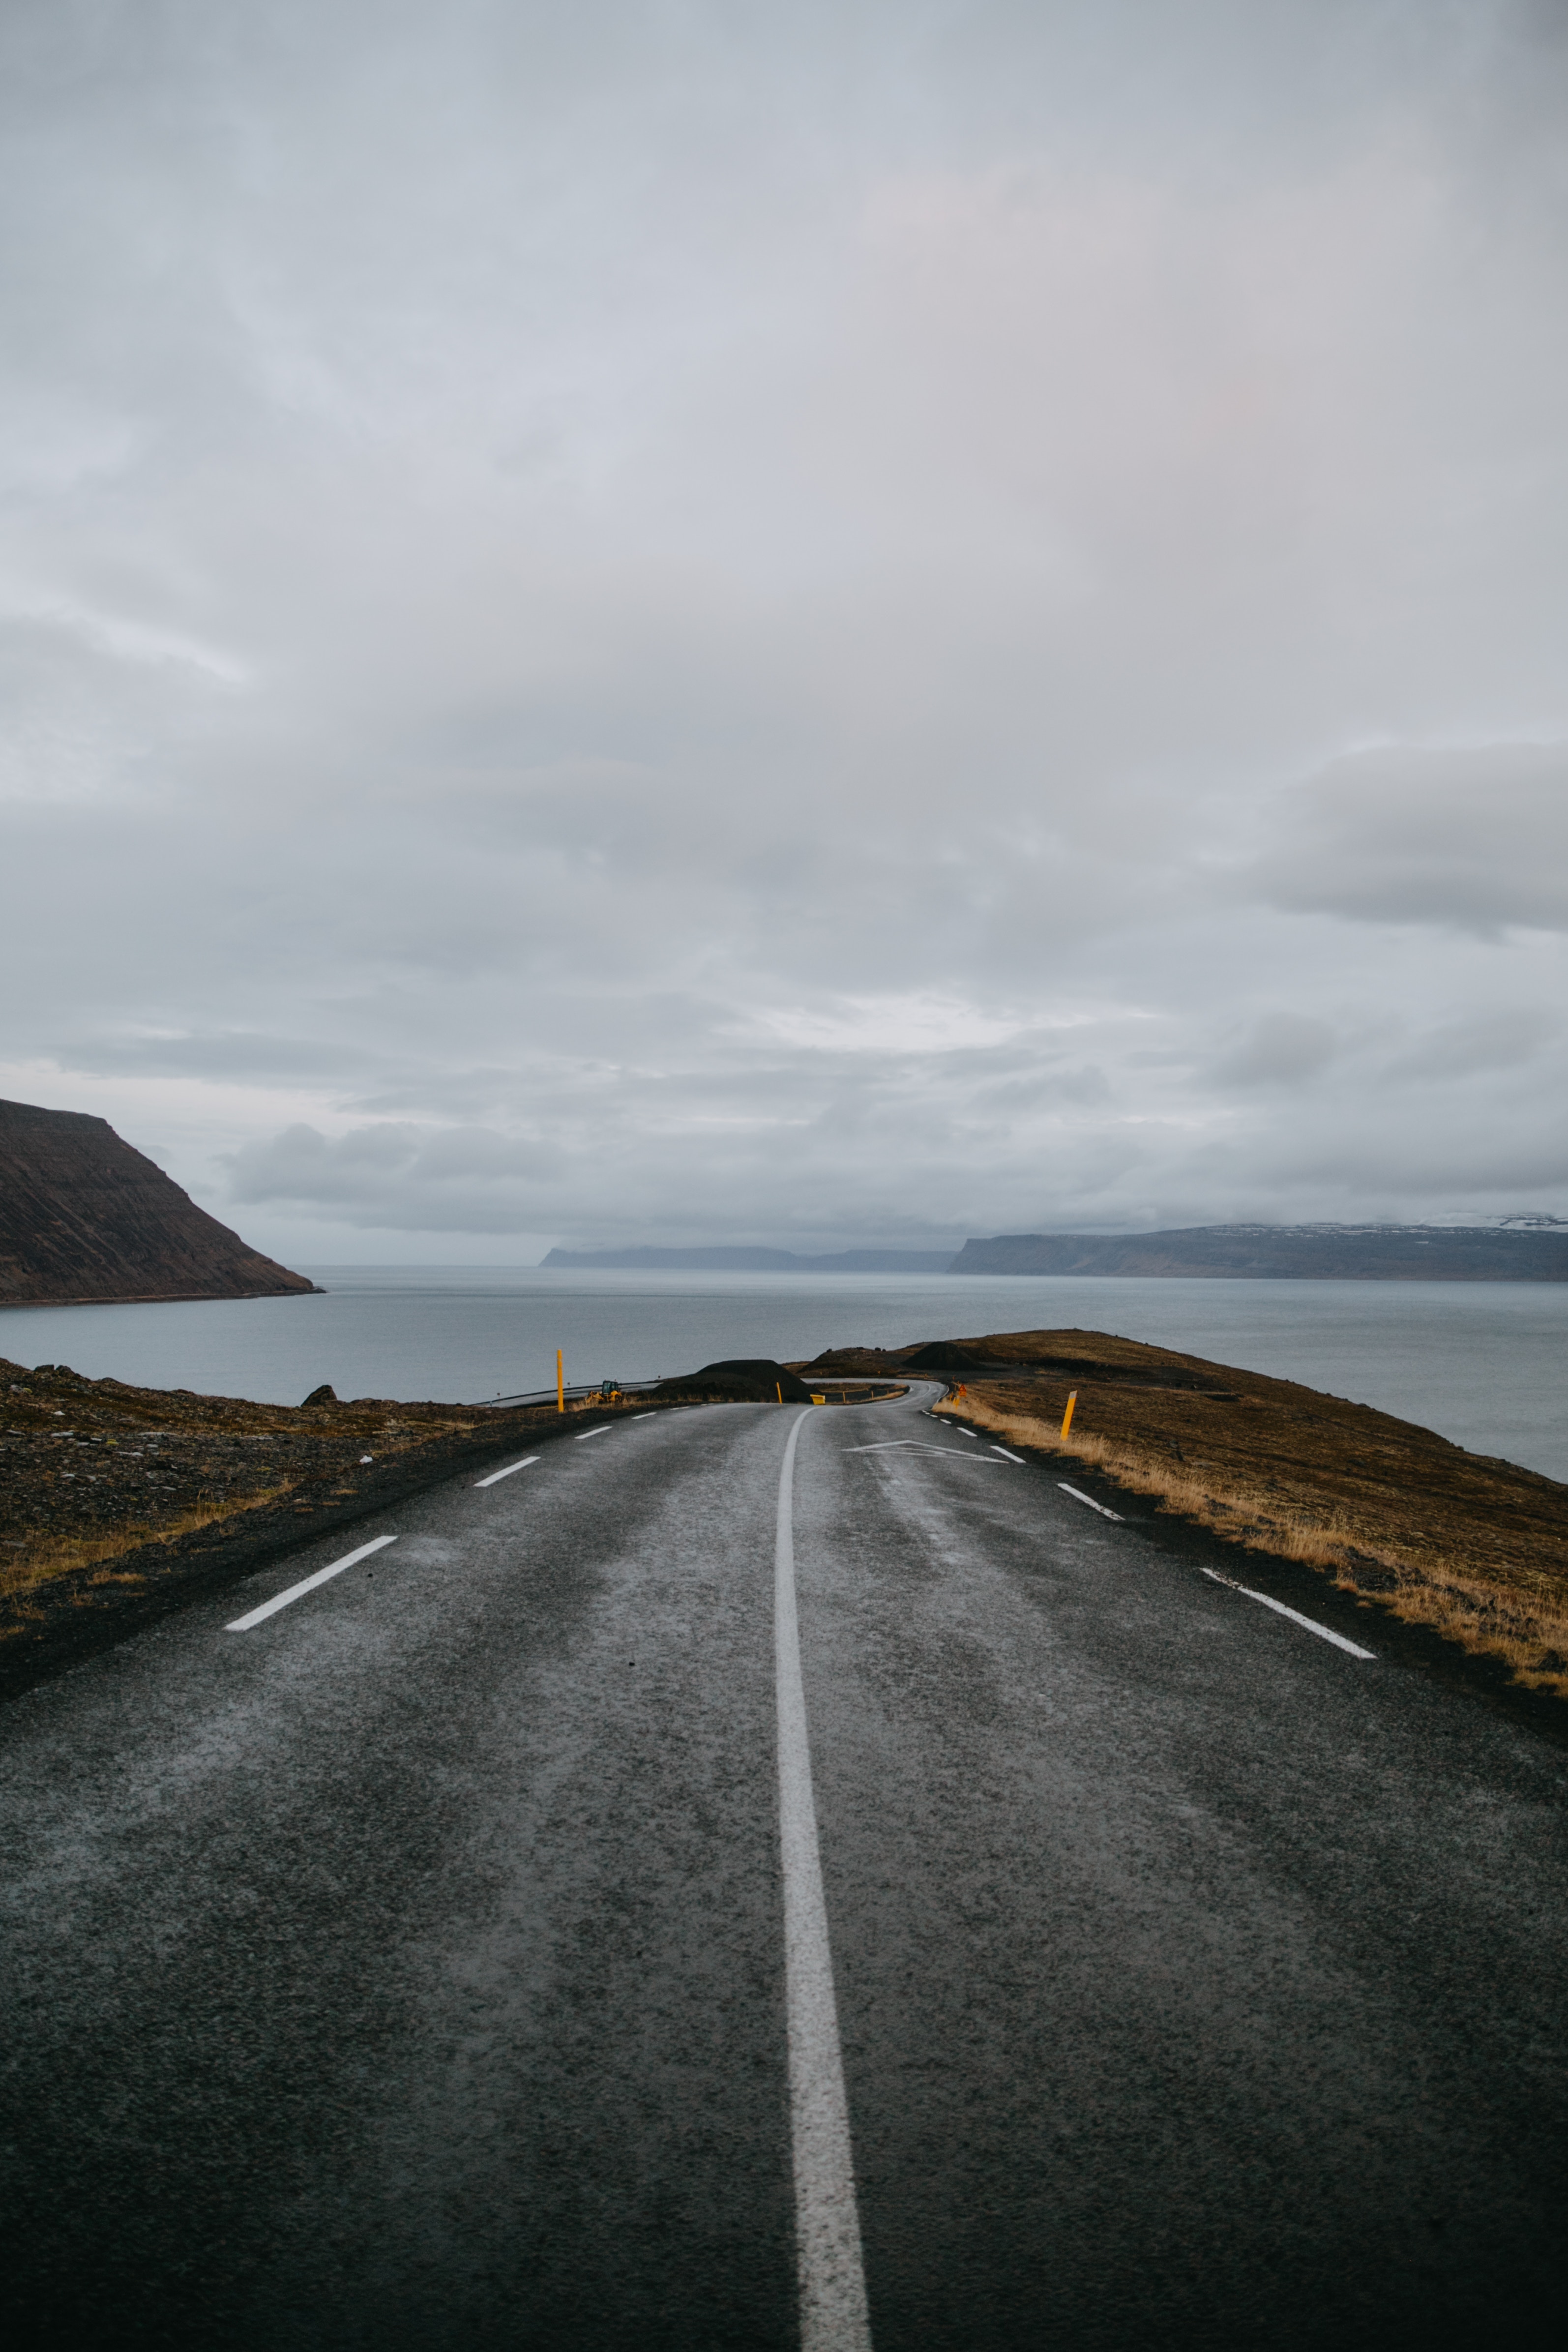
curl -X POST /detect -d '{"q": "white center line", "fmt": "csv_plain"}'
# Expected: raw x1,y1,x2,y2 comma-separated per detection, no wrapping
474,1455,539,1488
1059,1483,1124,1521
226,1535,397,1632
775,1409,873,2352
1200,1566,1377,1658
574,1424,614,1441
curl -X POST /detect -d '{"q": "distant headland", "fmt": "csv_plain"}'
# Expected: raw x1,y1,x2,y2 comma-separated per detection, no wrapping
540,1245,954,1273
0,1098,318,1308
948,1224,1568,1279
545,1223,1568,1281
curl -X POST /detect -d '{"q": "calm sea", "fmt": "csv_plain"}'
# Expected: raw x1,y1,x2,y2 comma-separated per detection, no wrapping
1,1266,1564,1483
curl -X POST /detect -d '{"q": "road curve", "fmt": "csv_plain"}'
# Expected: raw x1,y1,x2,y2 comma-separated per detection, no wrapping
3,1384,1566,2350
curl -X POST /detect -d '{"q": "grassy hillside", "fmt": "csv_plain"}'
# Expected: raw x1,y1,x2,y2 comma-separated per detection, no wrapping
799,1327,1568,1698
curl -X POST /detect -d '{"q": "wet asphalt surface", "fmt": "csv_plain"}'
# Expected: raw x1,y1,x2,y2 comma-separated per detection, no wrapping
2,1385,1566,2350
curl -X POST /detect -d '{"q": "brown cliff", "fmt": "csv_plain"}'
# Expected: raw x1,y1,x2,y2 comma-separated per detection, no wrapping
0,1099,317,1307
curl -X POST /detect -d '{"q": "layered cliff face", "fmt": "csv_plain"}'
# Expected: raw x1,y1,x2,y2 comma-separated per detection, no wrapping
0,1099,317,1306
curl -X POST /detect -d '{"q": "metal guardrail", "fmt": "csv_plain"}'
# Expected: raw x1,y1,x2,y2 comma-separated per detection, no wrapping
473,1378,664,1408
473,1376,912,1409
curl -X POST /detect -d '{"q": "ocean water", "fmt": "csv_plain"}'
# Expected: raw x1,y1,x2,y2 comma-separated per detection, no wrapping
2,1266,1565,1483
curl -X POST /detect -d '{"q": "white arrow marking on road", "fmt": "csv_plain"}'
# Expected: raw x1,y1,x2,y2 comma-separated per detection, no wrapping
474,1456,539,1488
776,1409,873,2352
1059,1482,1124,1521
1200,1566,1376,1658
226,1535,397,1631
843,1440,1002,1458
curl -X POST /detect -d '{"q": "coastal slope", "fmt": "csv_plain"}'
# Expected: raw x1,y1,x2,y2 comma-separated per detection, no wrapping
797,1325,1568,1696
0,1098,316,1306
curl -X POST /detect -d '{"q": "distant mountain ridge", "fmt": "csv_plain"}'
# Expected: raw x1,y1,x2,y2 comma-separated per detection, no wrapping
0,1099,318,1307
544,1224,1568,1281
949,1224,1568,1280
539,1245,955,1273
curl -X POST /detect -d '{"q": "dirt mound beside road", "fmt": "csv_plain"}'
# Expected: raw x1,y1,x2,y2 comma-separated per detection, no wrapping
649,1359,814,1403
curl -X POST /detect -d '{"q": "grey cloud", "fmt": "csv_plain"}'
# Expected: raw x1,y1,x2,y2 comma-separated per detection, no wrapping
58,1030,376,1086
1381,1009,1559,1083
224,1122,567,1232
3,3,1568,1253
1246,745,1568,935
1213,1015,1337,1088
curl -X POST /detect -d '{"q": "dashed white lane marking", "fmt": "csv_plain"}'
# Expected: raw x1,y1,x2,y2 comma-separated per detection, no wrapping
1200,1566,1377,1659
573,1424,614,1441
991,1445,1025,1463
775,1409,873,2352
1059,1483,1124,1521
474,1455,540,1488
632,1413,656,1420
226,1536,397,1632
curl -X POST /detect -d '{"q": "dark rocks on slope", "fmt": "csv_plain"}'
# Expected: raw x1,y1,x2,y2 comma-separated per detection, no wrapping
0,1098,318,1307
898,1340,995,1375
0,1356,632,1701
648,1359,815,1403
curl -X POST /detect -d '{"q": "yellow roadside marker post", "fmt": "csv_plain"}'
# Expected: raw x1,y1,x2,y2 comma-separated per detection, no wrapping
557,1349,564,1413
776,1383,783,1402
1061,1391,1078,1438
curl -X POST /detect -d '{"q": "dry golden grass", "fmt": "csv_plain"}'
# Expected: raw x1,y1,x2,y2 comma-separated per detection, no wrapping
0,1354,636,1657
0,1485,294,1632
0,1351,591,1653
950,1394,1568,1700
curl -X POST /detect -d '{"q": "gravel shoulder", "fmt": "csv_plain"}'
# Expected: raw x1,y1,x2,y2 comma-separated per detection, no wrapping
0,1354,650,1697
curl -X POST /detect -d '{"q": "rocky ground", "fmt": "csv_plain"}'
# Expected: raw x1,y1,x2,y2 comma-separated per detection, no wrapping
797,1328,1568,1698
0,1356,631,1693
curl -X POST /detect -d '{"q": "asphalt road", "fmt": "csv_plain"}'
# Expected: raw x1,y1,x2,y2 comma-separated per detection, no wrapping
3,1385,1567,2351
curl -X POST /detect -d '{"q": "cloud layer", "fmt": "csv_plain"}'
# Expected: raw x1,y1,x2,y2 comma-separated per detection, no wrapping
2,1,1566,1254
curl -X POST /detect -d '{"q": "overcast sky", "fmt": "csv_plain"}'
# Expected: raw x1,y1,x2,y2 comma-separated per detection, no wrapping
3,0,1566,1262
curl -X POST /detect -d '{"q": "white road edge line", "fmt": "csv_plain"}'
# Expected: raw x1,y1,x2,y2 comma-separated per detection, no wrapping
1200,1566,1377,1659
474,1455,539,1488
574,1424,614,1441
775,1408,873,2352
1059,1482,1124,1521
226,1535,397,1632
991,1445,1024,1463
